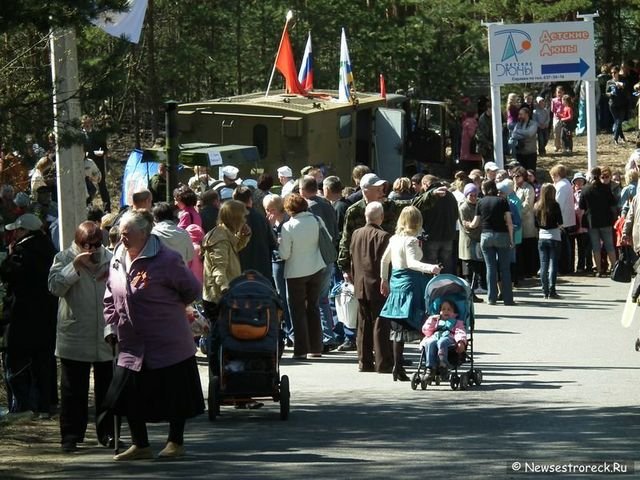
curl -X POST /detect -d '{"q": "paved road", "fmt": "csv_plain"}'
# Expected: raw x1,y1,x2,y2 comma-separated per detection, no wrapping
17,276,640,479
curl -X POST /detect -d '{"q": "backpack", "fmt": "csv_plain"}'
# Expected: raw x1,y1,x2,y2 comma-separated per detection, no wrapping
218,270,282,341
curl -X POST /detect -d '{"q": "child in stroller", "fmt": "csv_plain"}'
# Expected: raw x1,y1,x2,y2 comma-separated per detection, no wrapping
419,300,467,380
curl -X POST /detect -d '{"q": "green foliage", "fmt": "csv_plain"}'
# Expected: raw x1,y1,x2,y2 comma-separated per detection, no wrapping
0,0,126,34
2,0,640,153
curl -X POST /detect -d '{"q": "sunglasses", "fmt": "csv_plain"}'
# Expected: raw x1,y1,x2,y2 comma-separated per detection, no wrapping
82,240,102,250
602,174,611,179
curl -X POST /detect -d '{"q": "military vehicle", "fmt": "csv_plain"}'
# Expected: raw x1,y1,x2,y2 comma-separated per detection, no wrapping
176,90,453,183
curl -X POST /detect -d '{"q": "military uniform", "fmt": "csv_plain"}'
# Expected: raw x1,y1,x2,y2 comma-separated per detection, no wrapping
338,198,412,274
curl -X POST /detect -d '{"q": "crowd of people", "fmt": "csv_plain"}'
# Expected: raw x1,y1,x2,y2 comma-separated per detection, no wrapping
1,87,639,460
462,64,640,176
2,150,636,448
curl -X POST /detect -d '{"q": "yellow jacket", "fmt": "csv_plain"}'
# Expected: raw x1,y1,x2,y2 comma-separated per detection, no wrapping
202,225,250,304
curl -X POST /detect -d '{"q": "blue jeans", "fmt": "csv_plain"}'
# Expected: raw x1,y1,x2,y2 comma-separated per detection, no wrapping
538,239,560,295
480,231,513,304
318,265,337,346
537,127,549,154
588,226,615,254
424,336,454,368
272,261,293,341
423,239,454,274
610,105,626,142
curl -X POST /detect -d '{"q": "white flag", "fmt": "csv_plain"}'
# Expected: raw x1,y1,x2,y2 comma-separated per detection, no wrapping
92,0,149,44
338,28,354,103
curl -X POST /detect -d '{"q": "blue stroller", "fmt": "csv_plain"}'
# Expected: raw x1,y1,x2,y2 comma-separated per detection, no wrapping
411,274,483,391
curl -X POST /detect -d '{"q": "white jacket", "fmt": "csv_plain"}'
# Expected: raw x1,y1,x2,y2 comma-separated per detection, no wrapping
279,211,326,279
381,235,436,280
555,178,576,228
151,221,194,264
48,244,114,363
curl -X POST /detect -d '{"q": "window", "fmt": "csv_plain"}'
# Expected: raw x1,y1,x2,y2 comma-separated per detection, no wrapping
253,124,268,158
339,114,352,139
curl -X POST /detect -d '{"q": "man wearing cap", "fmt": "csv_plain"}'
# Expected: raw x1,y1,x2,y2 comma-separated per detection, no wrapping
484,162,499,181
219,165,241,202
277,166,295,197
339,173,418,280
1,213,58,416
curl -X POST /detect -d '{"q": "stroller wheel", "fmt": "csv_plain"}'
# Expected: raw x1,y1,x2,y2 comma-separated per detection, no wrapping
450,374,460,391
473,369,483,386
420,378,428,390
410,372,420,390
279,375,290,421
635,338,640,352
459,372,470,391
208,376,220,421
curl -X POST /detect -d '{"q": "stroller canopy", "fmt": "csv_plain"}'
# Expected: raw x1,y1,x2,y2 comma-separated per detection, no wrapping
425,274,474,332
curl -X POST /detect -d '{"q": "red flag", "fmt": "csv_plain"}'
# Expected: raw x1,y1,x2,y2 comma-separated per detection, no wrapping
275,28,306,95
380,73,387,99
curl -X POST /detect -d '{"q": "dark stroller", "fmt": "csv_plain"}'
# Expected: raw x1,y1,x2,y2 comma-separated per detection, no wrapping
207,270,290,420
411,274,483,391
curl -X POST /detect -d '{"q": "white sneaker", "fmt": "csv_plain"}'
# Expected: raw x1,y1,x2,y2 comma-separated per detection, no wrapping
474,287,487,294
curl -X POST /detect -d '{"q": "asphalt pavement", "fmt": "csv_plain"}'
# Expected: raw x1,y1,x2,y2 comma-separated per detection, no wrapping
21,275,640,479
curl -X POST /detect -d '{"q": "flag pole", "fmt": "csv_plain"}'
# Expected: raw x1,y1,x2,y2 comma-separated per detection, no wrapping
265,10,294,98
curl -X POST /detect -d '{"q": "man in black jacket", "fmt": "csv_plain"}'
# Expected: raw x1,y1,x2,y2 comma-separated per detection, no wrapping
300,176,339,351
233,186,277,281
1,214,58,416
412,175,459,274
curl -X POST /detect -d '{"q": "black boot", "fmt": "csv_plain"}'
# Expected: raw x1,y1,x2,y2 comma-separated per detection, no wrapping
392,341,409,381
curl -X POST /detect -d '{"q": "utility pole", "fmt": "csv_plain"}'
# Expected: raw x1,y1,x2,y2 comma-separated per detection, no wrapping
577,11,599,171
482,20,505,168
49,29,87,249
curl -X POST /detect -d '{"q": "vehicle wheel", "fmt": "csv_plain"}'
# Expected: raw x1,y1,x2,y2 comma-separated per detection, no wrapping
460,372,470,391
410,372,420,390
635,338,640,352
208,376,220,421
450,374,460,391
420,378,428,390
279,375,290,421
474,369,483,386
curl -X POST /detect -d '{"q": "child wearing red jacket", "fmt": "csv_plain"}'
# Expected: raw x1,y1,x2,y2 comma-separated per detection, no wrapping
559,94,574,154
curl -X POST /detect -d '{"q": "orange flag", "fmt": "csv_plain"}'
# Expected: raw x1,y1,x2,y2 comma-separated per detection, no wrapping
380,73,387,99
275,28,306,95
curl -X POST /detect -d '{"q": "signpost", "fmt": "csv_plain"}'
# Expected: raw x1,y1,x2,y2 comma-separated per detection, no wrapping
486,20,597,168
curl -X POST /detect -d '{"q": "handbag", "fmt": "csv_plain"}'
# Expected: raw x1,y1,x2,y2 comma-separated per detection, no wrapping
312,214,337,264
611,246,637,283
334,282,358,329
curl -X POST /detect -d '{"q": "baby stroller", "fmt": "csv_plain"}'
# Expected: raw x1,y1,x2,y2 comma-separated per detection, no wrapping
411,274,483,391
207,270,290,420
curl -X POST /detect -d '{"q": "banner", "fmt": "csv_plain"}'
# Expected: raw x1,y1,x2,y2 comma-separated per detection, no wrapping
92,0,148,44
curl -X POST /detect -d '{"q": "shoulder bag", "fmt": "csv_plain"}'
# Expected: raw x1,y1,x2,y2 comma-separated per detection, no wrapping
312,214,337,264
